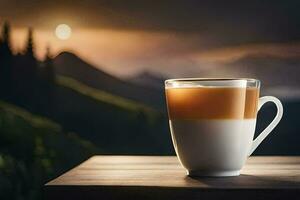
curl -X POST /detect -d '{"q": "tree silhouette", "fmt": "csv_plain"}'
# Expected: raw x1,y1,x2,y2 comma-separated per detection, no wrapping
0,23,57,112
9,27,40,109
43,46,55,84
24,27,38,85
25,27,34,58
0,21,13,99
37,45,56,114
0,21,12,54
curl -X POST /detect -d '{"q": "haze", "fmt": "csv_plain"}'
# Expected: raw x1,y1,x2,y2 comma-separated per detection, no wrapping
1,0,299,77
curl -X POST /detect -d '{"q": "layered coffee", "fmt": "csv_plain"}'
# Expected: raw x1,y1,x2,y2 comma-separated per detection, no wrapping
165,86,259,175
166,87,259,119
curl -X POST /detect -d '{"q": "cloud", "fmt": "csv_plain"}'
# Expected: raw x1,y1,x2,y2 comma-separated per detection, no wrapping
263,87,300,100
11,28,207,75
189,42,300,63
11,27,300,78
1,0,299,44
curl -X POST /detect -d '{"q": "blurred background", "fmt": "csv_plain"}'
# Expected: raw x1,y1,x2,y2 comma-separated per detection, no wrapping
0,0,299,199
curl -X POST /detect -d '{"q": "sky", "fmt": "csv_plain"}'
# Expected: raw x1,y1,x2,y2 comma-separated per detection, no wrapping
1,0,299,77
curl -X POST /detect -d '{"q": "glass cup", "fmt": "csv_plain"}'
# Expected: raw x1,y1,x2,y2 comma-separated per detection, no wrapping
165,78,283,177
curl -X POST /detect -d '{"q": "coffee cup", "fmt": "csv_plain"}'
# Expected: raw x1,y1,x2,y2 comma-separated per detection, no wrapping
165,78,283,177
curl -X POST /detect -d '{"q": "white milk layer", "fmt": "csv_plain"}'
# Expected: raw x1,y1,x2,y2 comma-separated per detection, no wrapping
169,119,256,174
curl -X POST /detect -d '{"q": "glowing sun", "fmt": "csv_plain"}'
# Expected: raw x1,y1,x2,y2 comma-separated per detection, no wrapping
55,24,72,40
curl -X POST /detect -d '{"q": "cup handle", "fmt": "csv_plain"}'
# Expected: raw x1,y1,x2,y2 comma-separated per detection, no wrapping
248,96,283,156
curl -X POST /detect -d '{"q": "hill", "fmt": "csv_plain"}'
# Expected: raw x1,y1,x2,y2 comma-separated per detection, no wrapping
0,100,99,199
53,52,164,109
53,77,172,154
127,71,166,90
219,55,299,87
57,75,157,114
8,75,173,155
194,55,300,100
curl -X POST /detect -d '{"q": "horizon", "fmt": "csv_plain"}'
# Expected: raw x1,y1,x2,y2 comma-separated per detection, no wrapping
1,0,299,78
3,23,300,101
6,25,300,79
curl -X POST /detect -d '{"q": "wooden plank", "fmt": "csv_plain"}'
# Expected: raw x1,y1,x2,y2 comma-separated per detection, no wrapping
45,156,300,200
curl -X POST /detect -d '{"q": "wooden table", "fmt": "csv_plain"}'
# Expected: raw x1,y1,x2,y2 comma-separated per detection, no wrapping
45,156,300,200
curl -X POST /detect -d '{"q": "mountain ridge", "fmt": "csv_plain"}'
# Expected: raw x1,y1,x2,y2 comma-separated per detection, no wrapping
53,52,164,109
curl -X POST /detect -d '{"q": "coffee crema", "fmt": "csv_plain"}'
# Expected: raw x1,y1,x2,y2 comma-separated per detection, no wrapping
166,87,259,119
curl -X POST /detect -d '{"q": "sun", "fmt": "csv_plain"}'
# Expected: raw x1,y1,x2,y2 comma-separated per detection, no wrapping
55,24,72,40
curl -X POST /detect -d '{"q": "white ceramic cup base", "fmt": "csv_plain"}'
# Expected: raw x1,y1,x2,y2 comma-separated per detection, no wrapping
165,79,284,178
187,170,240,177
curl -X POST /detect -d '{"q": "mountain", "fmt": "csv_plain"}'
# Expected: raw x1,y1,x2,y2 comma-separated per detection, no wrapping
197,55,300,100
199,55,300,86
8,74,173,155
127,71,166,90
227,55,300,87
1,50,173,155
53,52,164,109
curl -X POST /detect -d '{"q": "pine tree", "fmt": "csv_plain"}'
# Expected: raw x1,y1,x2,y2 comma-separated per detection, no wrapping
13,27,39,110
44,46,55,83
22,27,38,98
24,27,37,77
0,21,13,60
0,21,13,99
1,21,12,51
25,27,34,58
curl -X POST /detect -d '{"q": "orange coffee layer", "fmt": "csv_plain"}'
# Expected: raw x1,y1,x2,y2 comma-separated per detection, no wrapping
166,87,259,119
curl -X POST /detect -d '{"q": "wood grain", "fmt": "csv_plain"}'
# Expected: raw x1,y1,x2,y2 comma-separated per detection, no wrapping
45,156,300,200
